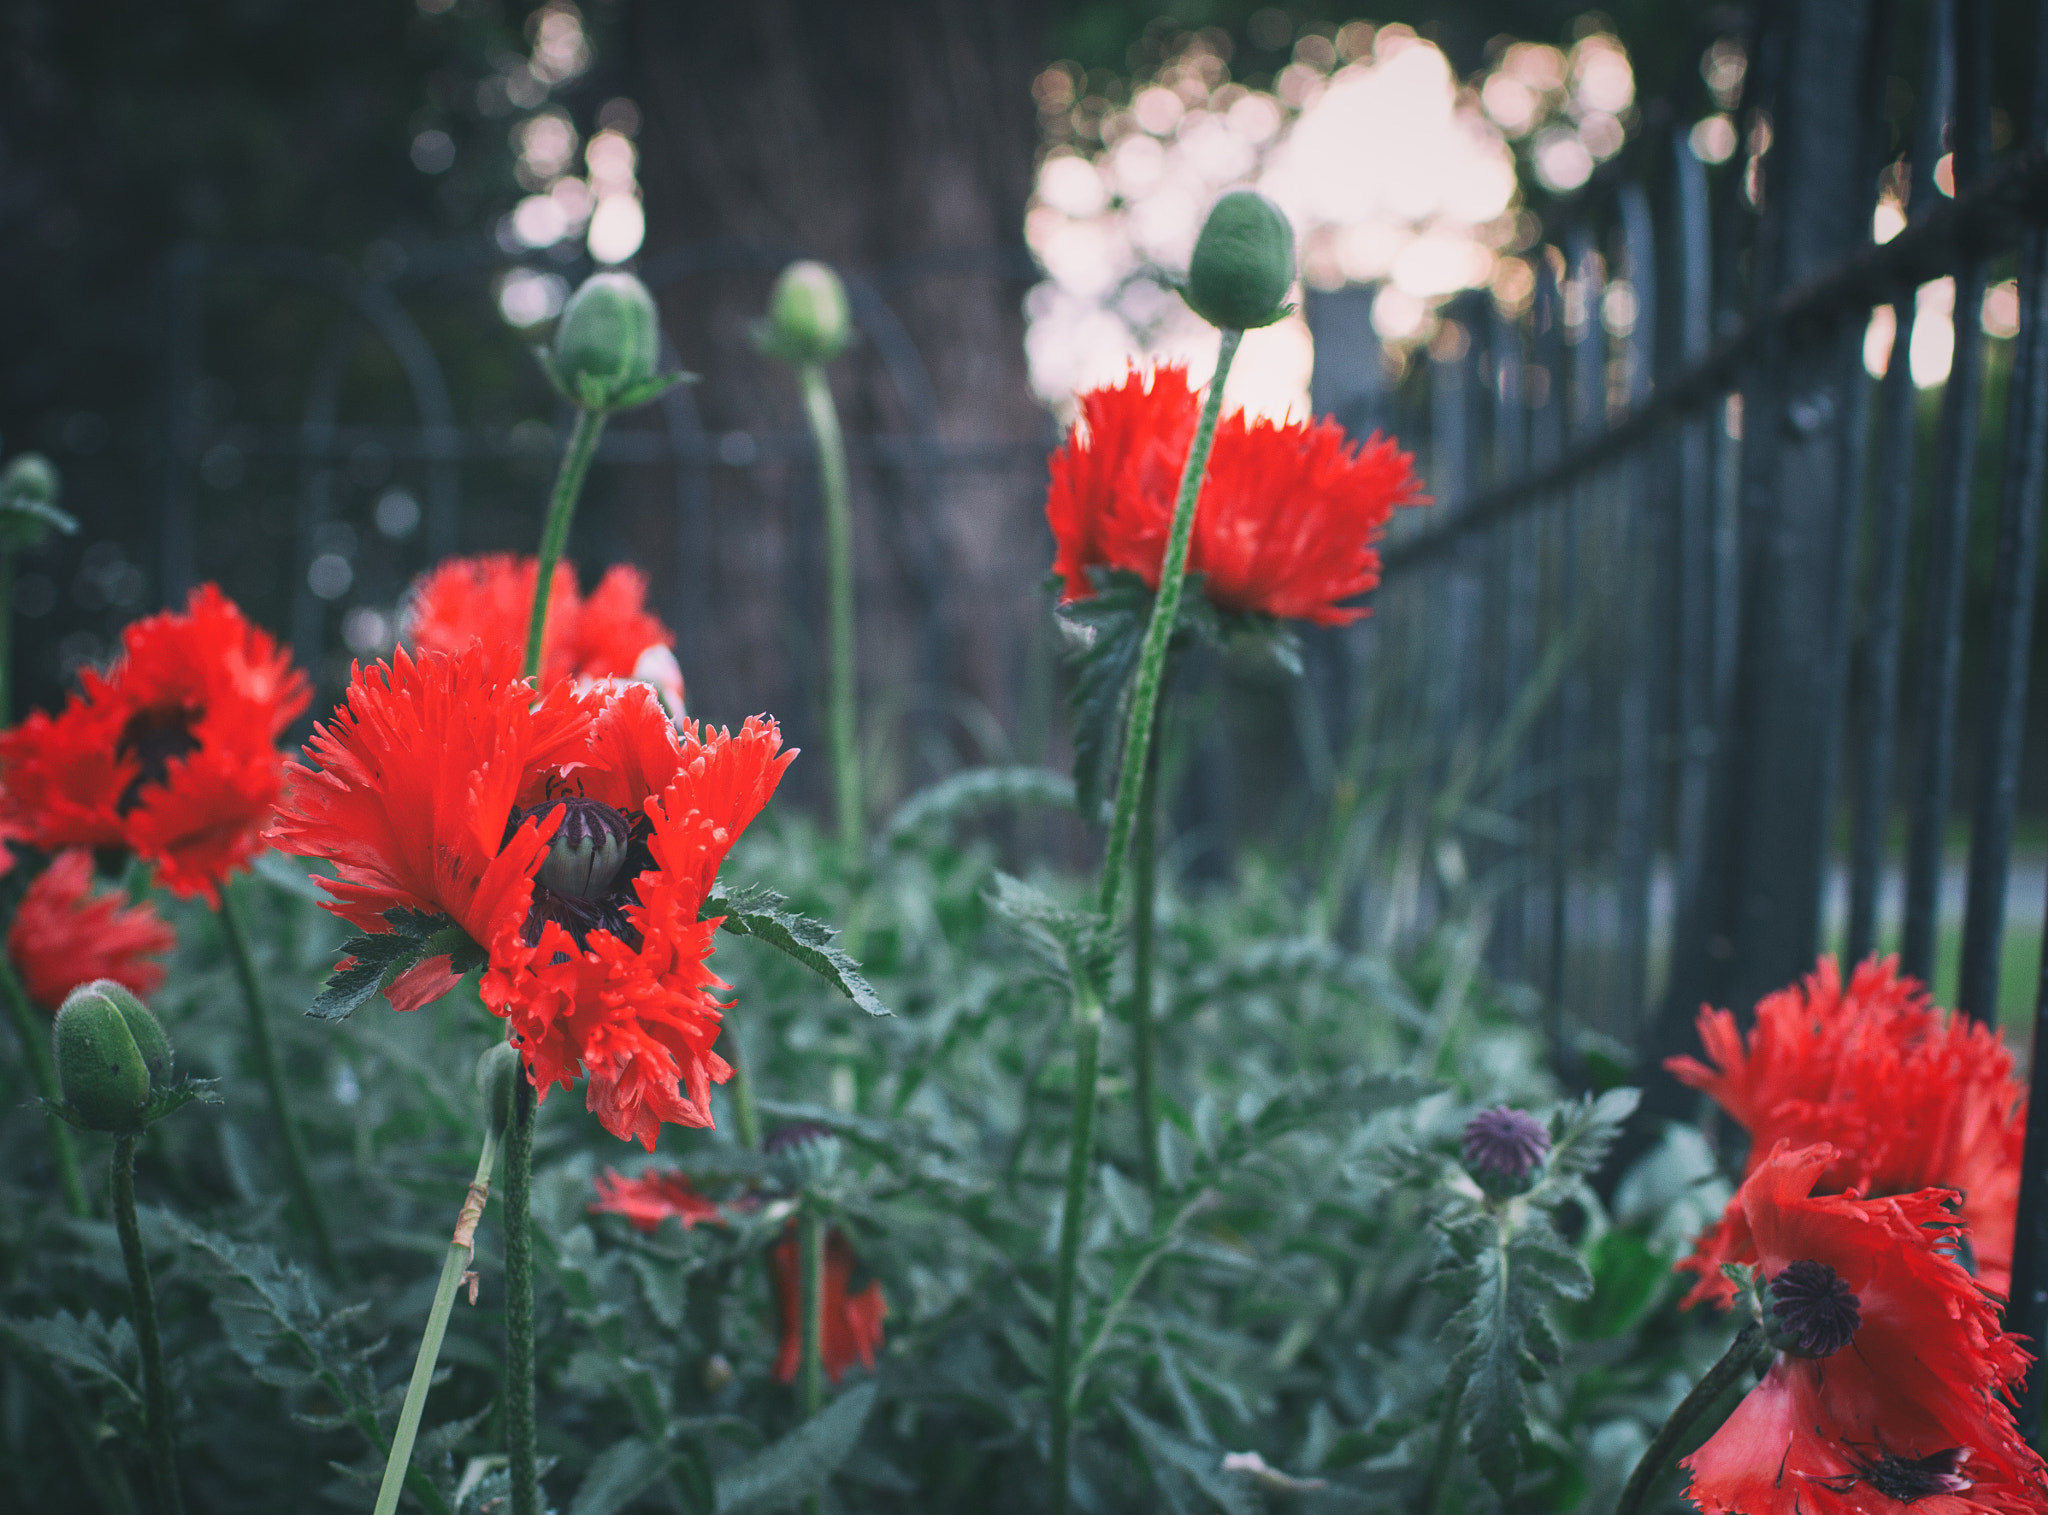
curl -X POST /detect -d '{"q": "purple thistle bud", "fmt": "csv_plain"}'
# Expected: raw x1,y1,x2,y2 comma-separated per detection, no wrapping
764,1121,834,1156
1461,1106,1552,1187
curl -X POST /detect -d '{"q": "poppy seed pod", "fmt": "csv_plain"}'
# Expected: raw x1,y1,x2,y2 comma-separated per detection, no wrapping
54,980,168,1131
1183,191,1296,331
758,261,852,365
476,1040,522,1142
551,271,663,408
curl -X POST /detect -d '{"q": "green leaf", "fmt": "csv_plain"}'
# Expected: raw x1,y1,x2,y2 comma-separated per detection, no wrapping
986,872,1106,980
714,1381,876,1514
0,1310,141,1406
1057,569,1154,820
880,765,1081,846
1530,1088,1641,1203
309,906,484,1022
704,885,889,1017
1117,1399,1258,1515
571,1436,670,1515
1563,1230,1668,1341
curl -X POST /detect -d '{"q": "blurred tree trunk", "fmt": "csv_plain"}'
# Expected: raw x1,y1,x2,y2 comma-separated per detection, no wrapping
626,0,1049,813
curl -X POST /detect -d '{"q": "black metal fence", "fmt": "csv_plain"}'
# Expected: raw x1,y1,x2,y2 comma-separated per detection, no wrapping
1302,0,2048,1414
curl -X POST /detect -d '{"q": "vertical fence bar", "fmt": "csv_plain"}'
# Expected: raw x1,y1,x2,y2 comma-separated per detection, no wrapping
1491,298,1530,978
1996,0,2048,1435
1849,0,1954,964
157,245,205,607
1902,0,1991,987
1614,185,1659,1022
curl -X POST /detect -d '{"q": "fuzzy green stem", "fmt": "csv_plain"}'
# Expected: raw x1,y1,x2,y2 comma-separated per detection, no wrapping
727,1027,762,1151
373,1125,501,1515
525,407,609,682
1613,1324,1764,1515
1047,966,1104,1515
800,1203,826,1422
0,954,88,1218
113,1134,183,1515
219,886,340,1278
798,363,861,852
1098,329,1241,918
505,1077,540,1515
1129,727,1163,1196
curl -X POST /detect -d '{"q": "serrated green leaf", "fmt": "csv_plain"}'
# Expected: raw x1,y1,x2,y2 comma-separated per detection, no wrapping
1099,1163,1152,1237
705,885,889,1017
309,906,479,1022
1058,569,1154,820
880,765,1081,847
1531,1088,1641,1201
714,1380,875,1514
572,1436,670,1515
0,1310,141,1406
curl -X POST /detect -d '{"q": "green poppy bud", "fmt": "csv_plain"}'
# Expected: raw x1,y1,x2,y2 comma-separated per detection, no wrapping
757,260,853,366
1183,190,1297,332
476,1040,522,1142
550,271,664,410
0,453,60,512
54,981,164,1131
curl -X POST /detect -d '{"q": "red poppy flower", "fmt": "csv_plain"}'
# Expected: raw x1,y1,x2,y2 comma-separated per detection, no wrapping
771,1222,887,1385
6,849,175,1009
1680,1142,2048,1515
1668,955,2024,1306
588,1167,723,1232
407,553,683,711
1046,365,1427,627
267,643,793,1147
0,584,310,903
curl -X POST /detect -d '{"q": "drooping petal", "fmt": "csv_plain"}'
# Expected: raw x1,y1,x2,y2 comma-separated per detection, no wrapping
6,849,175,1009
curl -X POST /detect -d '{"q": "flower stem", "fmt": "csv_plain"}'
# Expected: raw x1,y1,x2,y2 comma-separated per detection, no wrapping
372,1124,501,1515
113,1133,183,1515
219,885,340,1279
0,953,89,1218
1129,724,1164,1196
524,406,609,683
1047,964,1104,1515
505,1077,540,1515
727,1025,762,1151
1613,1324,1764,1515
797,363,862,853
799,1203,826,1419
1098,329,1241,919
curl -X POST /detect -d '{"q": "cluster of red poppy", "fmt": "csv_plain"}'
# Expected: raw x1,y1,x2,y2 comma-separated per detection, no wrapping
589,1166,887,1384
1046,365,1427,627
1668,954,2045,1515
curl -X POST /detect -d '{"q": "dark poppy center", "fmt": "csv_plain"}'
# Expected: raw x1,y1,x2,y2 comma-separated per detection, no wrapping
1767,1258,1862,1358
1850,1449,1972,1504
509,795,648,952
116,706,202,814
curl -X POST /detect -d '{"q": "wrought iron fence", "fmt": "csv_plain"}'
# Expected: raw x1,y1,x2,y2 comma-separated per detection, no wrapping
1302,0,2048,1413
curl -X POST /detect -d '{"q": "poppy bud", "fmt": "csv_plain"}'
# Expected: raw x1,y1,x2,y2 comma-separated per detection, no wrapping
1183,190,1296,332
765,1121,843,1190
0,453,60,511
54,980,169,1131
476,1040,521,1142
756,261,852,366
550,271,664,410
1459,1105,1551,1201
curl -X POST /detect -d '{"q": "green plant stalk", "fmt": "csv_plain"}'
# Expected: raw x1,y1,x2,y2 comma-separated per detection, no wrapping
219,885,340,1278
799,1205,825,1418
372,1125,502,1515
0,954,88,1217
798,362,862,852
505,1078,540,1515
1614,1324,1764,1515
1129,727,1163,1196
113,1134,183,1515
524,406,609,681
1047,965,1103,1515
727,1026,762,1150
0,545,14,726
1097,328,1242,919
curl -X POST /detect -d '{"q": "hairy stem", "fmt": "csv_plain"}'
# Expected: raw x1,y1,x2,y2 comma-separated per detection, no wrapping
373,1125,501,1515
1129,715,1164,1196
1097,329,1241,919
524,406,608,683
0,953,88,1218
1613,1324,1764,1515
799,1204,826,1418
727,1026,762,1151
1048,965,1104,1515
219,886,339,1278
798,362,862,852
505,1077,540,1515
113,1134,183,1515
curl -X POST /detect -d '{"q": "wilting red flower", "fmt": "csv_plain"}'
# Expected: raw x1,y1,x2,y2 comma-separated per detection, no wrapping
1668,954,2024,1305
589,1167,723,1232
267,643,793,1147
0,585,310,903
1046,365,1427,627
1680,1142,2048,1515
407,553,683,711
771,1222,887,1385
6,849,174,1009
